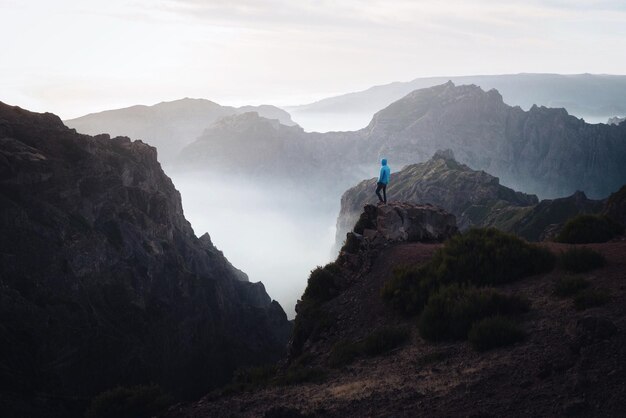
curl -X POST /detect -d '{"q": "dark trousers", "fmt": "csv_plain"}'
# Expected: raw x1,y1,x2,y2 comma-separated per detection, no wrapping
375,182,387,203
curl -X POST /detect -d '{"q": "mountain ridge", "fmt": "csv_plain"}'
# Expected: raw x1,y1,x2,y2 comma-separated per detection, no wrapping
0,101,291,417
180,82,626,200
288,73,626,131
64,98,296,163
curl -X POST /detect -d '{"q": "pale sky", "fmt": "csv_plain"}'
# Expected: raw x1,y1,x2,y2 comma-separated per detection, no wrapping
2,0,626,119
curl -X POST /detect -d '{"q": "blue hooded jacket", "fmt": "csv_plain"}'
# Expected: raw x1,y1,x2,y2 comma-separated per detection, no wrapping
378,159,390,184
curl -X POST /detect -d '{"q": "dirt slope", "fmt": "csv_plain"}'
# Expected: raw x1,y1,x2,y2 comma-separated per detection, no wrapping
166,240,626,418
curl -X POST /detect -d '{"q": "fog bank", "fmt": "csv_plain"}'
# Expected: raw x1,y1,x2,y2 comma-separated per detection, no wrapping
169,173,339,318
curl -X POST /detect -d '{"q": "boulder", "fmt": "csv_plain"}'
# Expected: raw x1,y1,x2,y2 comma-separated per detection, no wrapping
342,202,458,253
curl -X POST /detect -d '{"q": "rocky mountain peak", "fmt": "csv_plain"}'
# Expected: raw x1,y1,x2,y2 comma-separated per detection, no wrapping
63,99,296,163
607,116,625,125
432,148,456,161
365,82,506,138
208,111,302,134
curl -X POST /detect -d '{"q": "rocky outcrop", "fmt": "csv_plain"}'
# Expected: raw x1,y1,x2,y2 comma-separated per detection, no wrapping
64,98,296,163
335,150,536,251
607,116,625,125
291,202,457,359
0,102,291,416
340,202,458,255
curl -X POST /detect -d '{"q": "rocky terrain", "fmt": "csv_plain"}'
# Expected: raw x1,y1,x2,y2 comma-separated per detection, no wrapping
180,82,626,200
288,73,626,131
335,150,538,250
607,116,625,125
0,102,291,417
166,203,626,418
510,191,606,242
334,150,611,250
64,98,295,163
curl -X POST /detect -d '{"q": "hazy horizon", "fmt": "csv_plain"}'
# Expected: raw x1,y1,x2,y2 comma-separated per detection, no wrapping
3,0,626,119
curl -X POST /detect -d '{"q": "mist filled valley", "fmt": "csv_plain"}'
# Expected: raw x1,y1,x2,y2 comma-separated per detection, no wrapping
167,172,340,318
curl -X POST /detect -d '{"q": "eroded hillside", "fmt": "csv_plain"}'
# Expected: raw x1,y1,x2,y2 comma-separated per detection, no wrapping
167,204,626,418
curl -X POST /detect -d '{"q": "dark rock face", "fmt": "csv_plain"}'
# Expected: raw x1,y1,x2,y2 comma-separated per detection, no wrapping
0,102,291,415
335,151,536,251
603,185,626,226
511,191,605,241
179,82,626,201
355,202,458,244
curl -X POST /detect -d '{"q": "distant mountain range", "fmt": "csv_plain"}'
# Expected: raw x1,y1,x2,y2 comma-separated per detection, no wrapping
64,98,295,162
180,82,626,200
288,73,626,131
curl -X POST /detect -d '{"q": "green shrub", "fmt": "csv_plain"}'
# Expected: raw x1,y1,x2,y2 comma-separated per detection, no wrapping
328,340,361,368
556,214,624,244
573,289,610,311
559,247,606,273
341,232,361,254
86,384,173,418
276,366,327,386
360,327,410,356
225,362,326,394
353,210,376,234
382,228,554,315
302,262,341,303
415,351,449,368
231,365,278,390
381,265,436,315
292,263,343,358
468,316,526,351
430,228,555,286
327,327,410,368
418,285,529,341
291,306,335,358
290,353,314,368
553,275,590,297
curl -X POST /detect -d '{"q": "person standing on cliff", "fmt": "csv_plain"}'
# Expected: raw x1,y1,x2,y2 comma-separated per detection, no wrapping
376,158,390,204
